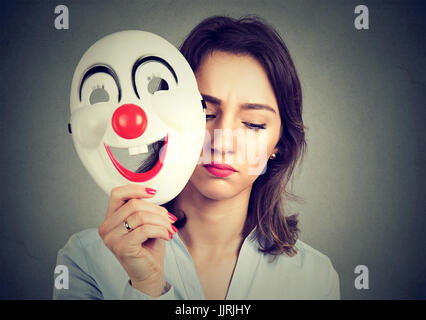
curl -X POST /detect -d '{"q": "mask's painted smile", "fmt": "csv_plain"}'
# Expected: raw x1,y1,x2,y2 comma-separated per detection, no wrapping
104,134,168,182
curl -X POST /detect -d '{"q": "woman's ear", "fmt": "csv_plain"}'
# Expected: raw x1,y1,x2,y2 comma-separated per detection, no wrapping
269,147,279,160
272,147,279,155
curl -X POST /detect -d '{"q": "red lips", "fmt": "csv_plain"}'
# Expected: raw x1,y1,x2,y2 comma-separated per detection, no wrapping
202,162,237,178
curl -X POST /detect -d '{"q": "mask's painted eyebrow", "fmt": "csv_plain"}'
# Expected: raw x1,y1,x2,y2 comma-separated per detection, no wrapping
201,93,276,114
79,64,121,102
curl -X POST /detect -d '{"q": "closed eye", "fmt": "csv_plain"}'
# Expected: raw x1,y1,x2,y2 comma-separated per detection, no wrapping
242,122,266,130
206,114,266,130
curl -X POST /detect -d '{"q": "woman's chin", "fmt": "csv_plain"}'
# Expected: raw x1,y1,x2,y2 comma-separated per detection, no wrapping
201,189,236,201
188,168,251,201
196,180,250,201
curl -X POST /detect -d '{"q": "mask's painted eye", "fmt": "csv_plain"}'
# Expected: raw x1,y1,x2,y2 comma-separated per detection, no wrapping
147,76,169,94
134,58,177,98
89,85,109,104
80,72,119,106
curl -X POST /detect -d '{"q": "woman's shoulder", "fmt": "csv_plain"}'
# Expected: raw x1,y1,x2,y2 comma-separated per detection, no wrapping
293,239,336,269
255,239,340,299
54,228,131,299
255,238,335,270
57,228,109,269
276,239,338,279
56,228,125,280
63,228,103,249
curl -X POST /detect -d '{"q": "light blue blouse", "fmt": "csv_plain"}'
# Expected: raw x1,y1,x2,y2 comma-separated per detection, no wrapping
53,228,340,300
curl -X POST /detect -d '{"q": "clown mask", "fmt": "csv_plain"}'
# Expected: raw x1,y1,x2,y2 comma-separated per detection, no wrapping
69,30,206,204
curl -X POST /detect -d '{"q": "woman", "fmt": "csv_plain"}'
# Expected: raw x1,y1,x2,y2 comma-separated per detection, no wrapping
54,15,340,300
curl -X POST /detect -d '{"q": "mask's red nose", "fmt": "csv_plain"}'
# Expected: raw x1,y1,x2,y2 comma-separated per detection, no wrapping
112,104,147,139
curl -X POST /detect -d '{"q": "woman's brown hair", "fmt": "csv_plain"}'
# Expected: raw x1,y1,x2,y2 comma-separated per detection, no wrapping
139,15,307,259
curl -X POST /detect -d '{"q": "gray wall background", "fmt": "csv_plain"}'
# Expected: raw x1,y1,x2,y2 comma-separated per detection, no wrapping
0,0,424,299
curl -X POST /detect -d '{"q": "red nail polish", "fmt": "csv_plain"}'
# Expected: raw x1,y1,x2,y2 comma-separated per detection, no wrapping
171,225,178,233
145,187,157,195
168,231,173,239
168,212,177,222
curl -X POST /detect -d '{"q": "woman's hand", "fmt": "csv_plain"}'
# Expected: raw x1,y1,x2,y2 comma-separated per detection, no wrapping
98,184,177,297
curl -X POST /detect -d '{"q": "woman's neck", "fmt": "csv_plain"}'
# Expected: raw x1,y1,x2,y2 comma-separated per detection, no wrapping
175,181,252,259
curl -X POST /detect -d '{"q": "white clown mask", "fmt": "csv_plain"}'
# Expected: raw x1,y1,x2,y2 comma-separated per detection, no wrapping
69,30,206,204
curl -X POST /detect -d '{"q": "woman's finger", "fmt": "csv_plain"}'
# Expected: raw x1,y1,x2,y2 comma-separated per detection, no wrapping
101,208,176,244
103,224,170,259
102,198,175,235
123,224,171,248
126,211,177,236
107,184,157,216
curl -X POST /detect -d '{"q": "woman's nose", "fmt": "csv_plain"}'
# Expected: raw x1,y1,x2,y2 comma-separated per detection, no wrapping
208,121,238,157
112,104,147,139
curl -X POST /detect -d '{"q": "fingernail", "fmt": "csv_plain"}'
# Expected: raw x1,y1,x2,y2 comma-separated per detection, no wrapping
168,231,173,239
171,225,178,233
168,212,177,222
145,188,157,195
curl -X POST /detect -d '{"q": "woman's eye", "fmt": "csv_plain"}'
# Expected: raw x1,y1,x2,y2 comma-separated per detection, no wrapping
205,114,266,130
243,122,267,130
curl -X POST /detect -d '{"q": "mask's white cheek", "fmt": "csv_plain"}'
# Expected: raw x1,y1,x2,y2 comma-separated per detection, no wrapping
151,88,202,130
70,103,110,149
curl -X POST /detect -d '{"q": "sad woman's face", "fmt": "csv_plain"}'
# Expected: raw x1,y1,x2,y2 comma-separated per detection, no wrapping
188,50,282,200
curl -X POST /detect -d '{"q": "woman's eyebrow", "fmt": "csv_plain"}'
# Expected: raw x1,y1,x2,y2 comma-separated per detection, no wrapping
201,93,276,114
241,103,276,114
201,94,221,105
